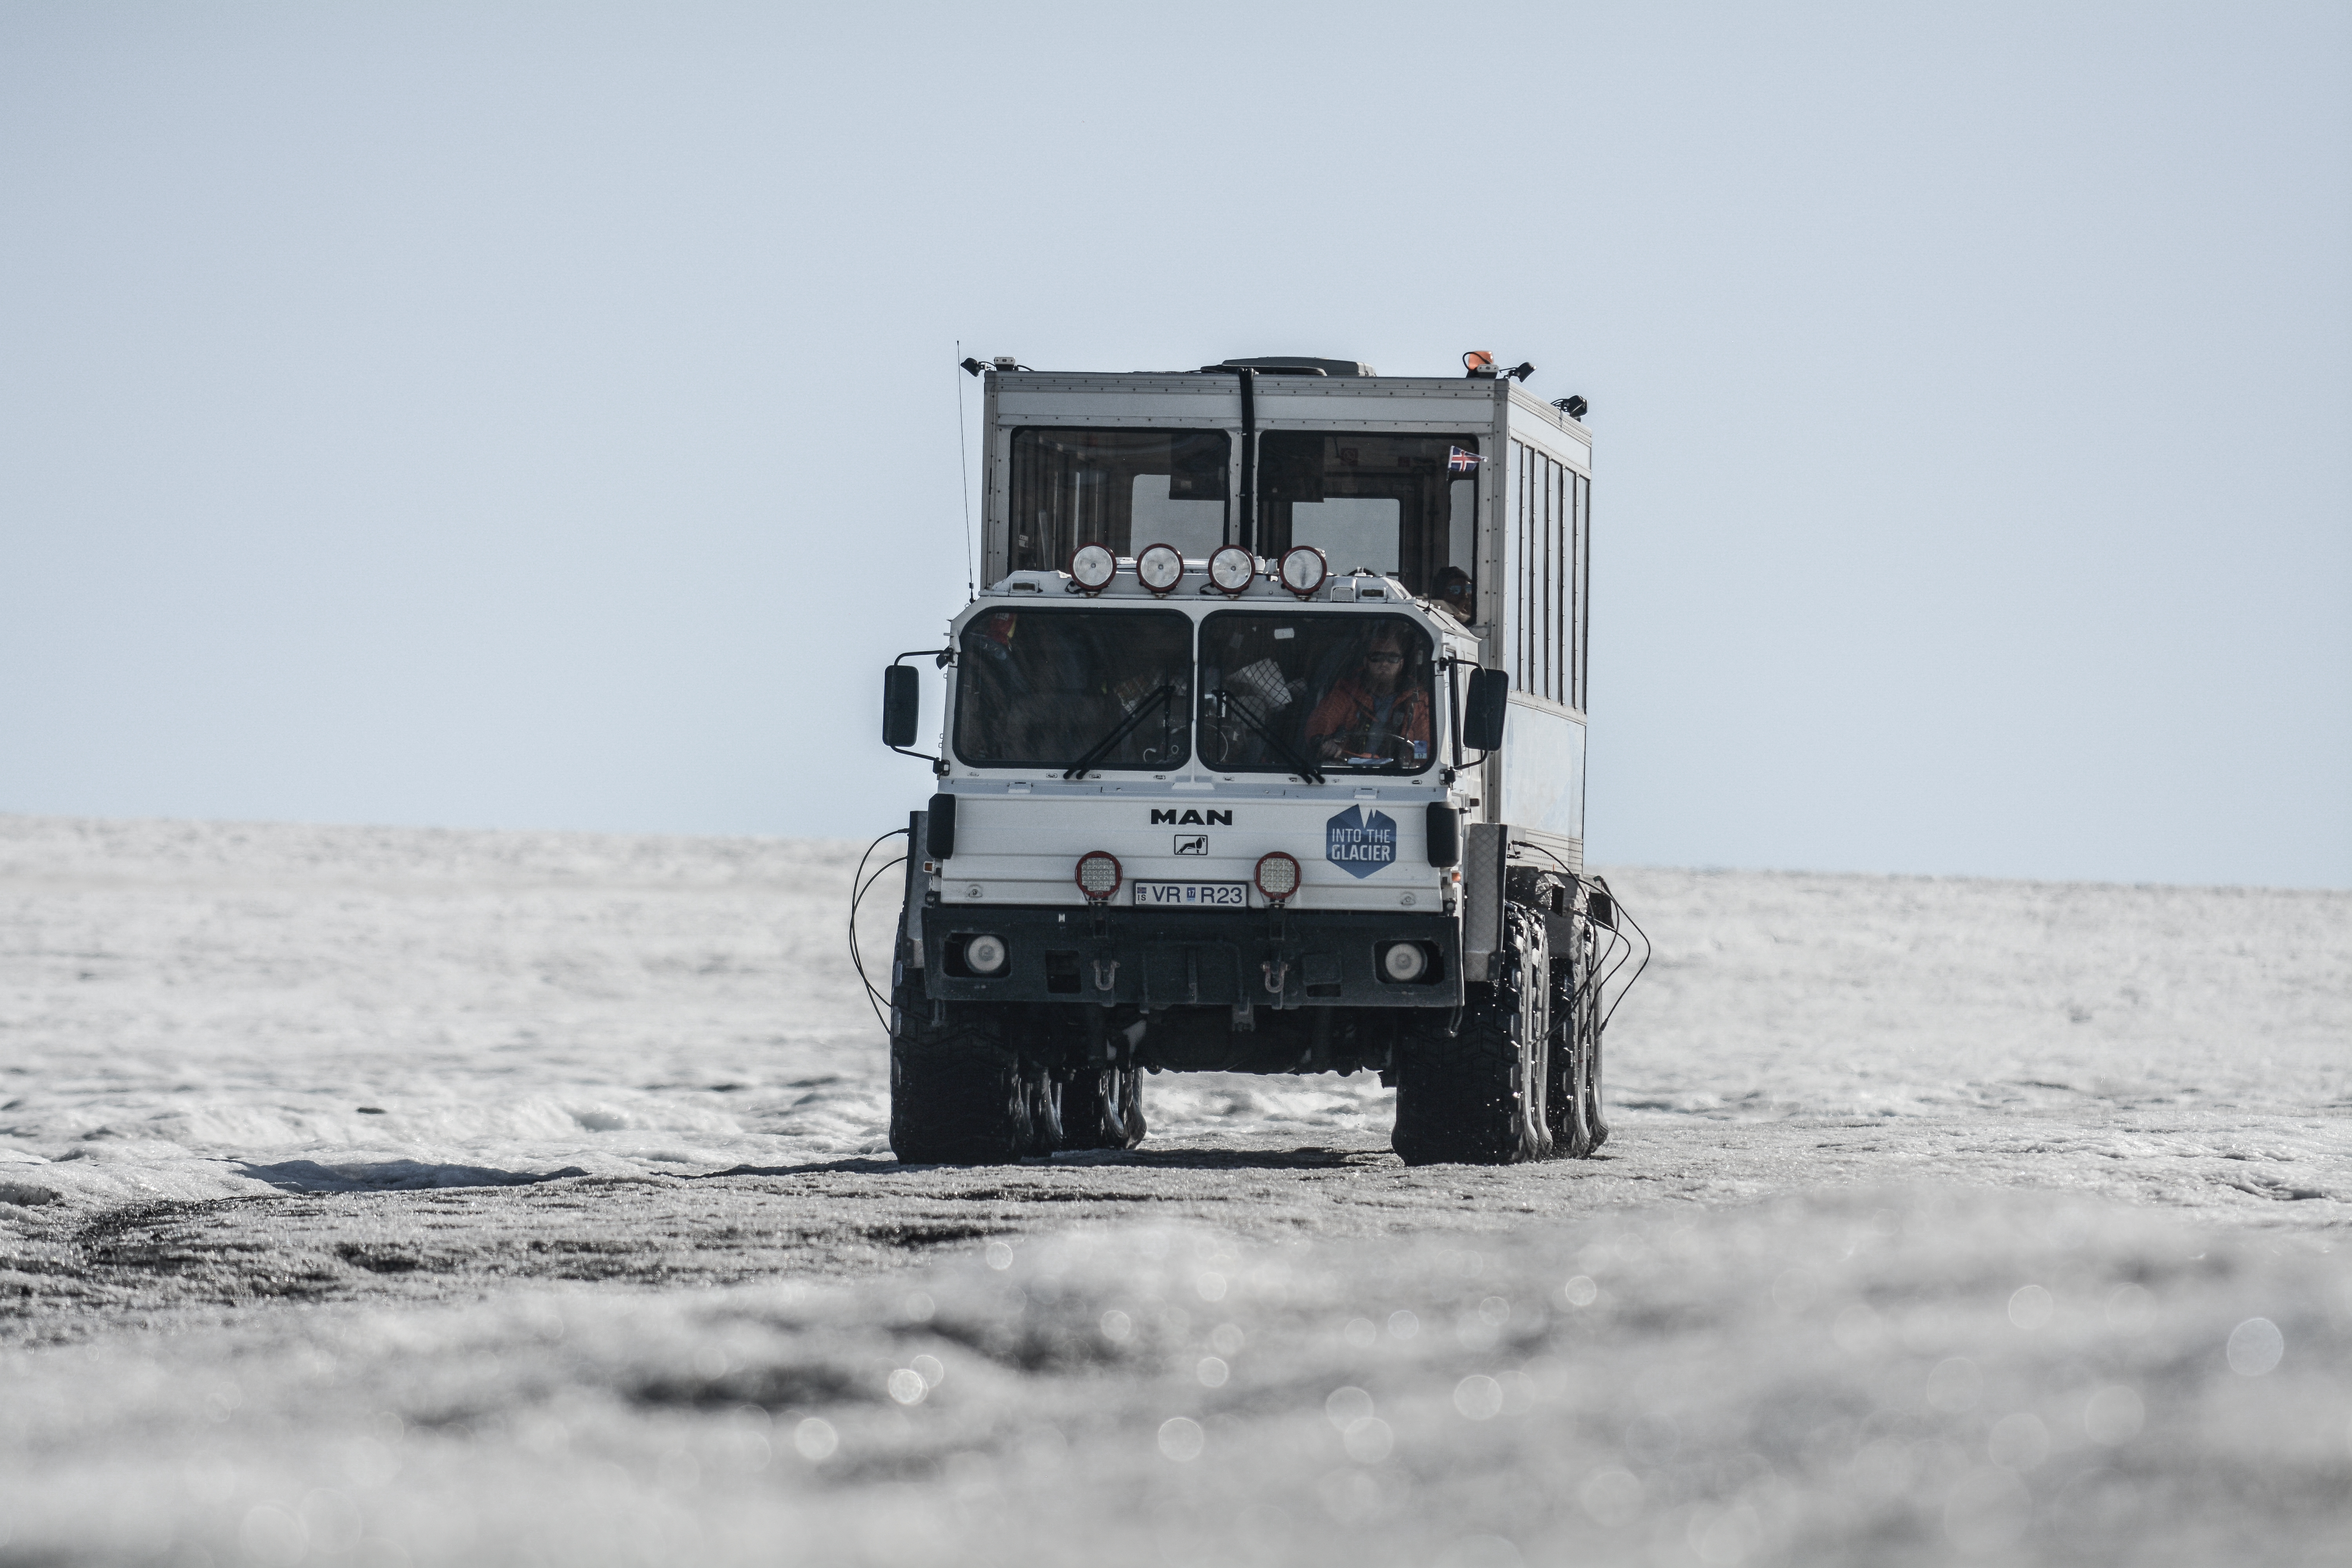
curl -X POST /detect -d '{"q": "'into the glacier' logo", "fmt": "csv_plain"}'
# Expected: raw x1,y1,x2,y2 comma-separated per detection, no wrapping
1325,806,1396,878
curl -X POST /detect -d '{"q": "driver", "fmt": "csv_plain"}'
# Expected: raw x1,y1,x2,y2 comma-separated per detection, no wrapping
1305,629,1432,766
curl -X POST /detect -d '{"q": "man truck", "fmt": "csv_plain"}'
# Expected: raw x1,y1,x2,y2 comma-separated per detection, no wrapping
873,353,1627,1166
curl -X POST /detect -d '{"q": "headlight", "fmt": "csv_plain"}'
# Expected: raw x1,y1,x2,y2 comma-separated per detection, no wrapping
1075,851,1123,902
1068,543,1118,592
1135,543,1185,593
1380,941,1428,982
964,933,1008,975
1254,851,1301,903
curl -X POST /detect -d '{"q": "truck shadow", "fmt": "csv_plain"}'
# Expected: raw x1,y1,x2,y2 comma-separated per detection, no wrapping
694,1145,1386,1179
236,1157,592,1192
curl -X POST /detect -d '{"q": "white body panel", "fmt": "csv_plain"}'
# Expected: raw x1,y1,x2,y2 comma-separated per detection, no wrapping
966,365,1592,862
932,573,1473,913
938,787,1449,913
1498,695,1586,855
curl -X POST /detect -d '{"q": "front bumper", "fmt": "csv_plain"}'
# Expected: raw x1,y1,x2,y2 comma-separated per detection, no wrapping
920,905,1462,1009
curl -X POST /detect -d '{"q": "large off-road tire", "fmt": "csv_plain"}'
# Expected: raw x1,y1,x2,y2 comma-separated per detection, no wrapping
888,969,1036,1165
1392,906,1552,1165
1586,1028,1609,1150
1546,934,1595,1158
1059,1066,1147,1151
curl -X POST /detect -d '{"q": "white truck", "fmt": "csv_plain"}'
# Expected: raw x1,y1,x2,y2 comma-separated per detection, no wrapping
873,354,1632,1165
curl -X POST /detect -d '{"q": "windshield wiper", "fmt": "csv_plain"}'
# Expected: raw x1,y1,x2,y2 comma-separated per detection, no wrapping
1063,684,1178,780
1210,688,1325,784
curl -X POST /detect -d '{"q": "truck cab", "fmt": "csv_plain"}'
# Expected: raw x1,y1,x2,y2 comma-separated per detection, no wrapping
877,355,1617,1166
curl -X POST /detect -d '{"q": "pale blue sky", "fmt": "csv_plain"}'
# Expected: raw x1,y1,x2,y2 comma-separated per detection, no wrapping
3,2,2347,886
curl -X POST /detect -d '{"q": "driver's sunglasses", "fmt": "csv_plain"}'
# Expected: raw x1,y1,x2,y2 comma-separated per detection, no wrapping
1366,651,1405,664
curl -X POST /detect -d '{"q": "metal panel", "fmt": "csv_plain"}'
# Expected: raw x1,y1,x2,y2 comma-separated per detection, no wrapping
923,906,1461,1009
1498,698,1585,841
982,376,1006,582
997,392,1244,425
1460,821,1508,982
1477,381,1510,820
1512,828,1584,875
1254,397,1499,428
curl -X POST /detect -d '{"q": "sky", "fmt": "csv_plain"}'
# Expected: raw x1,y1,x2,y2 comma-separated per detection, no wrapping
2,2,2346,888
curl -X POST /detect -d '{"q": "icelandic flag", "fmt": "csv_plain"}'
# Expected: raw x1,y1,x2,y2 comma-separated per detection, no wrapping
1447,446,1483,473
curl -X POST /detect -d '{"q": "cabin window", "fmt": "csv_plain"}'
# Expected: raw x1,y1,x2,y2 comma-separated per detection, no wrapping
1256,433,1478,597
1509,441,1589,710
1008,429,1230,572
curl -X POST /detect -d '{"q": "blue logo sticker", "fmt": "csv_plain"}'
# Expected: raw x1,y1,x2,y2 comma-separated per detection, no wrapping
1326,806,1397,878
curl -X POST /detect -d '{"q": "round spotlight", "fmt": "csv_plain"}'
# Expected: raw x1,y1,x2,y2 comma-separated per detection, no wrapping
1068,543,1118,593
1135,543,1185,594
964,933,1008,976
1380,942,1427,982
1207,545,1257,595
1254,851,1301,903
1278,546,1328,597
1075,851,1123,902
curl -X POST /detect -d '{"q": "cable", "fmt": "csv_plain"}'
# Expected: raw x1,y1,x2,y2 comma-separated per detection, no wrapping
1506,837,1650,1037
955,341,976,603
852,857,906,1025
847,827,911,1031
1597,897,1651,1034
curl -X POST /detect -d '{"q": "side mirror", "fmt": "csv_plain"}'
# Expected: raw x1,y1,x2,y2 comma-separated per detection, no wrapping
1462,668,1510,752
882,665,920,749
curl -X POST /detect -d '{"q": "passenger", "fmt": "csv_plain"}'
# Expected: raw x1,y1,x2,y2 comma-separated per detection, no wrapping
1305,630,1432,767
1434,566,1475,625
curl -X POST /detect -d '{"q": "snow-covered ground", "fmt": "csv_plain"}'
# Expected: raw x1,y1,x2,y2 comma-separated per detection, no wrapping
2,815,2346,1565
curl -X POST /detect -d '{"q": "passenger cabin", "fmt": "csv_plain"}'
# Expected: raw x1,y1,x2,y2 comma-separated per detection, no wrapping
978,358,1594,867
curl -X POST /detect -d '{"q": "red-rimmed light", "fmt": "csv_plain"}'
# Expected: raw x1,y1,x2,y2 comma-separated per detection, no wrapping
1278,546,1328,597
1254,851,1301,903
1075,850,1123,902
1068,543,1118,593
1135,543,1185,594
1208,545,1256,595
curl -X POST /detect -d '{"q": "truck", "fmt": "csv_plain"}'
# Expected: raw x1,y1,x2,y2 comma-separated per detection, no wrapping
869,352,1632,1166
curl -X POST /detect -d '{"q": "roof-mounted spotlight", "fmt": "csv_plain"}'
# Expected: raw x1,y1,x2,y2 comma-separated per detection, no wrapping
1506,362,1536,382
1552,395,1589,419
1135,543,1185,594
1068,543,1118,593
1207,544,1257,595
1278,545,1328,597
959,357,988,377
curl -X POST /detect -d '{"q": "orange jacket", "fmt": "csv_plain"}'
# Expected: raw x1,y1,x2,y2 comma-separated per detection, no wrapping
1305,675,1432,760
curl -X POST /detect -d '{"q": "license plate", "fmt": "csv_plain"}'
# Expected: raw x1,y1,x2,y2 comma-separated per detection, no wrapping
1131,880,1249,908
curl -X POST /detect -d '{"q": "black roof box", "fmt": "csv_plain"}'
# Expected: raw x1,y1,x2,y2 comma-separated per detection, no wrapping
1199,356,1376,377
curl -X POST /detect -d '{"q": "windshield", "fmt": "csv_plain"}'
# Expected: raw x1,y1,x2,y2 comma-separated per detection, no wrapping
1009,428,1232,572
1198,611,1436,776
954,608,1193,771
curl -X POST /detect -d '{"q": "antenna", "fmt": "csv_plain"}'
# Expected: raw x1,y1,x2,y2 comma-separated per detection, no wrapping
955,340,976,602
